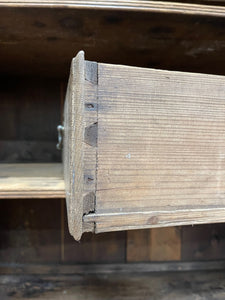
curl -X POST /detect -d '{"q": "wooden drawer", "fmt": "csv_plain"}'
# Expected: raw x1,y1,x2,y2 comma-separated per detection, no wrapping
1,1,225,241
62,51,225,240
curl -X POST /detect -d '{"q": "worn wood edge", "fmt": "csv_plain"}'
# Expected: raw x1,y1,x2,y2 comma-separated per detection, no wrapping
63,51,85,241
84,208,225,233
1,261,225,275
0,163,65,199
82,60,99,234
0,191,65,198
0,0,224,17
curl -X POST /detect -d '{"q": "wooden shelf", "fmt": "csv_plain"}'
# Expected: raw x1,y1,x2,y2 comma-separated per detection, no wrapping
0,0,224,16
1,263,225,299
1,1,225,78
0,163,65,198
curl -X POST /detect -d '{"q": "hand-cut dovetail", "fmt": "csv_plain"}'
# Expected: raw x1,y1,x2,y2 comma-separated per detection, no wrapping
83,191,95,214
84,122,98,147
85,61,98,84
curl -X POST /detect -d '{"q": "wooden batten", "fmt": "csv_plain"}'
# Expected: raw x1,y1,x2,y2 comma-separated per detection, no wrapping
63,51,225,240
63,51,97,240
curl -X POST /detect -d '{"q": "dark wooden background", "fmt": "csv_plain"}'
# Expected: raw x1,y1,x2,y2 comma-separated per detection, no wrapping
1,5,225,266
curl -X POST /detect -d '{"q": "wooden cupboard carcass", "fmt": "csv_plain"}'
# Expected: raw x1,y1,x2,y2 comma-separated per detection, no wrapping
1,0,225,245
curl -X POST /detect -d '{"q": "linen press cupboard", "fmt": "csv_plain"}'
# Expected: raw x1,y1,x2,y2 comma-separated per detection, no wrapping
1,0,225,260
2,50,225,242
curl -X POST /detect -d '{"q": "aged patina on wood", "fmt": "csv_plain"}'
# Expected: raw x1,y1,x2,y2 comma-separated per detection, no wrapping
63,51,97,240
64,51,225,241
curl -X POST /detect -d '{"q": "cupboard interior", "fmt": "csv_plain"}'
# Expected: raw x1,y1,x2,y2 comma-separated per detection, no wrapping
1,3,225,266
1,6,225,196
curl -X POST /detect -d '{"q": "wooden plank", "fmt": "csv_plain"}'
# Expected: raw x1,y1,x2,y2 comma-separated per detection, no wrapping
0,0,225,17
0,76,61,162
81,63,225,235
0,199,62,263
63,51,97,240
182,223,225,261
97,64,225,213
127,229,151,262
0,141,61,163
2,270,225,299
63,51,85,241
85,208,225,232
149,227,181,261
1,8,225,79
0,163,64,198
127,228,181,262
64,231,126,263
1,261,225,275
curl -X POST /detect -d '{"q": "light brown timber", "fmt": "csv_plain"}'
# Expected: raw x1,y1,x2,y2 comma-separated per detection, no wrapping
0,0,225,17
63,51,96,240
84,208,225,233
83,62,225,236
0,163,64,198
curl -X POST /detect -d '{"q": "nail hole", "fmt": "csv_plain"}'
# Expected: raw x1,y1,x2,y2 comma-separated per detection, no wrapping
84,175,94,184
85,103,95,110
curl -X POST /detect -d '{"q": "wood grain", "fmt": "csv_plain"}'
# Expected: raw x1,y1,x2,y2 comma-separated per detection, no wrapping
182,223,225,261
63,51,85,241
0,76,61,163
63,52,97,240
0,163,64,198
2,261,225,275
85,208,225,232
2,268,225,300
0,198,62,263
149,227,181,261
63,231,126,263
1,6,225,79
82,62,225,235
97,64,225,213
127,228,181,262
127,229,151,262
0,0,225,17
